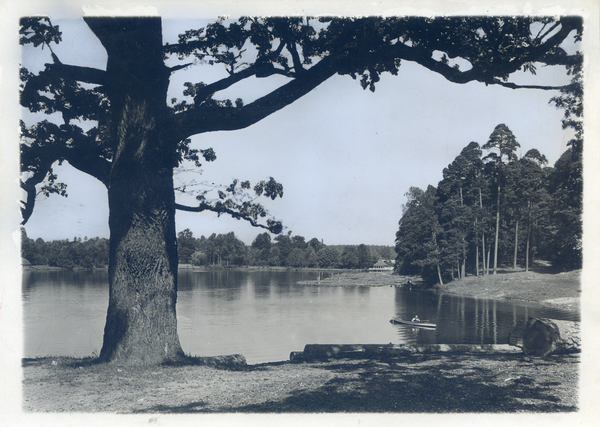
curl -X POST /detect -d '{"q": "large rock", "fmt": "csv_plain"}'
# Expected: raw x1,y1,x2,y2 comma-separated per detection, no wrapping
510,318,580,357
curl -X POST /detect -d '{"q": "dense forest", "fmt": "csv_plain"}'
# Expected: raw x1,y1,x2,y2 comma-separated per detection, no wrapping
21,227,394,270
394,123,582,287
21,229,109,269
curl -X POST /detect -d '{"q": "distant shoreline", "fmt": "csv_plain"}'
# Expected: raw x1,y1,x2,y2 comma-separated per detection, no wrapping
296,268,581,311
22,264,354,273
22,263,581,311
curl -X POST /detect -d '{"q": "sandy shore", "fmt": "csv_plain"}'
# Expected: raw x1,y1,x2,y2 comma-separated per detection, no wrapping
20,267,583,415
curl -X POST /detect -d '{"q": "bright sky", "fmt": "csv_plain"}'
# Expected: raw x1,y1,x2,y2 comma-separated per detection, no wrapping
20,16,578,246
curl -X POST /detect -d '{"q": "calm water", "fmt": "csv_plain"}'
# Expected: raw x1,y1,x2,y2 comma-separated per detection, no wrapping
22,269,579,364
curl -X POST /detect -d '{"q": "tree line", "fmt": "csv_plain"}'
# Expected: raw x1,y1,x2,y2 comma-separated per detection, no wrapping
179,230,394,269
21,228,109,269
21,227,394,270
394,124,582,287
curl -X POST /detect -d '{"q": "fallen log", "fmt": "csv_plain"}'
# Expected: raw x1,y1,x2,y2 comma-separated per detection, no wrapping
509,318,580,357
299,343,519,361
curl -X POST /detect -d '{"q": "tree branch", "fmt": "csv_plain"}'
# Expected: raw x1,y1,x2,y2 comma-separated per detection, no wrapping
20,177,41,225
489,80,577,91
186,60,293,106
168,63,193,73
58,64,106,85
63,151,111,187
173,56,336,137
287,41,305,74
175,202,281,232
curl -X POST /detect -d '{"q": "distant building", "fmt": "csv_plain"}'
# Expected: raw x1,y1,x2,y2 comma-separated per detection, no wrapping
22,258,32,270
369,259,394,271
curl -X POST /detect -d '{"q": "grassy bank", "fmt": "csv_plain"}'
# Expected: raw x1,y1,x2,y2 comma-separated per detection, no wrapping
438,269,581,311
22,352,578,413
297,265,581,311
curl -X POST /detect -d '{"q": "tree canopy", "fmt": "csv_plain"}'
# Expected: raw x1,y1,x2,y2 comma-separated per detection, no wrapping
395,129,582,286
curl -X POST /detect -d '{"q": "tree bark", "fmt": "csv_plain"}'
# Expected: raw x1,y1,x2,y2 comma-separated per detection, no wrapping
509,318,580,357
86,18,185,365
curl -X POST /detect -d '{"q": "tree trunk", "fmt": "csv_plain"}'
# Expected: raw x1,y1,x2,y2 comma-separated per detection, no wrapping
513,218,519,269
509,318,580,357
478,188,486,275
525,229,530,272
437,263,444,285
475,218,479,276
525,200,532,272
486,244,491,275
459,186,466,279
482,232,487,274
86,18,185,365
493,183,500,274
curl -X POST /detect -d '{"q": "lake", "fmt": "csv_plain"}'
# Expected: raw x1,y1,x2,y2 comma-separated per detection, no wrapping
22,269,579,364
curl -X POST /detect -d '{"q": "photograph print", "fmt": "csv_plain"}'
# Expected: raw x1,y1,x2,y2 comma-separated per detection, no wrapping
4,1,598,424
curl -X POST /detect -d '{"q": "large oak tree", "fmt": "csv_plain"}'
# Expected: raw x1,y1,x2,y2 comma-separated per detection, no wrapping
20,16,582,365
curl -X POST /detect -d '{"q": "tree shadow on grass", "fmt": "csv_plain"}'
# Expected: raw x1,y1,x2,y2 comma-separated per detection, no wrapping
132,401,210,413
528,260,563,275
135,354,577,414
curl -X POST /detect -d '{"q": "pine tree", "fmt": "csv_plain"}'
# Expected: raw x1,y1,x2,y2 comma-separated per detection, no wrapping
482,124,520,274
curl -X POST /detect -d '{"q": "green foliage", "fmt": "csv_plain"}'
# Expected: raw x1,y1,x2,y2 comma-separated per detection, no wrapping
395,128,582,285
19,17,62,48
544,148,582,270
286,248,306,268
340,246,360,269
177,228,198,264
21,228,109,269
395,186,443,285
483,124,520,165
316,247,341,268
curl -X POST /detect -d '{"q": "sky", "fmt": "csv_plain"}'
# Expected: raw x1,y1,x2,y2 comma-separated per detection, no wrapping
19,15,578,247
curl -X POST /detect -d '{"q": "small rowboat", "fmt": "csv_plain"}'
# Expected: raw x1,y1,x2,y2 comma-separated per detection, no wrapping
390,318,436,329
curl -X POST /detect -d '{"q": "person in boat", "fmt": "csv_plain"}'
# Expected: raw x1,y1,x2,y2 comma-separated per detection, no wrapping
411,315,421,322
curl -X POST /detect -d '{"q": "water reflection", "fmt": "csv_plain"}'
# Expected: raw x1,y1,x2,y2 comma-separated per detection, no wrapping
392,287,579,346
23,269,579,364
